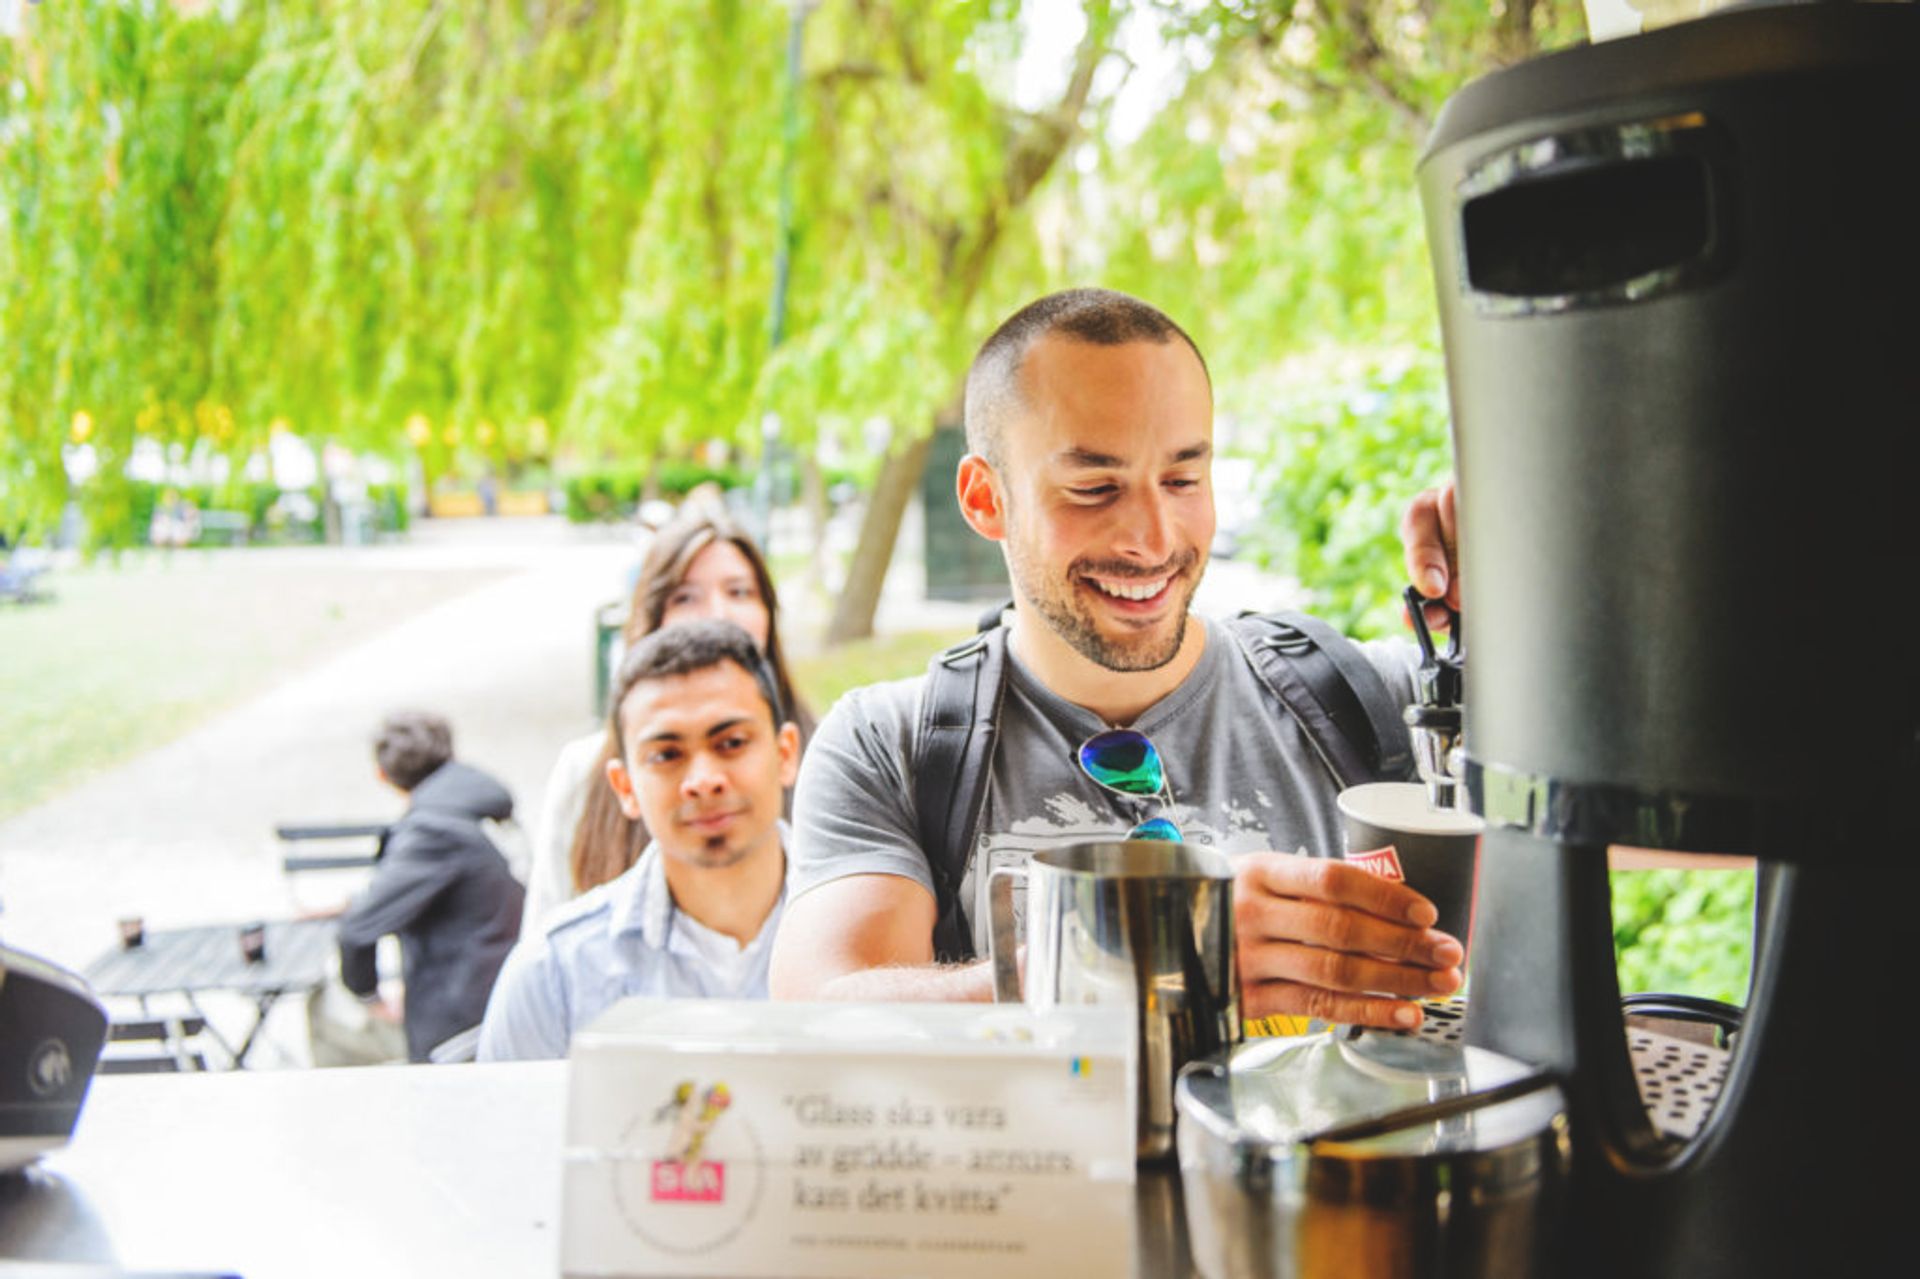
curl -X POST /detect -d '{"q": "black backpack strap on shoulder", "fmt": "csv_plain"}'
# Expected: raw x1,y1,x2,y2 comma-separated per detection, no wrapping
913,623,1010,963
1225,611,1414,788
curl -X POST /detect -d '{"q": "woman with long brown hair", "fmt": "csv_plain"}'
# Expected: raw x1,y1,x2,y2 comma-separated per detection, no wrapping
521,507,814,936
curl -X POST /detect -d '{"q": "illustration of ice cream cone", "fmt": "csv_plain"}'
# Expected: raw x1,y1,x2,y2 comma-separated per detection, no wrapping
675,1084,732,1164
654,1080,695,1124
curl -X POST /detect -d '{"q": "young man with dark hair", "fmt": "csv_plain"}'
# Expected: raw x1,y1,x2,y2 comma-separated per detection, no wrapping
477,620,800,1062
771,287,1464,1029
335,711,525,1063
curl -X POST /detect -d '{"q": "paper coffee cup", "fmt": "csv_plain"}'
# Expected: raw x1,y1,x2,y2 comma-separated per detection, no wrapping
1336,782,1484,959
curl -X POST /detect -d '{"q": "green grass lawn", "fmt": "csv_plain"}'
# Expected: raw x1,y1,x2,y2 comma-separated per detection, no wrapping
0,553,508,820
789,627,972,718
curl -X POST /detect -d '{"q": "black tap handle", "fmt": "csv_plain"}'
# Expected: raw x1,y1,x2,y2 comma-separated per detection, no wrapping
1405,584,1440,666
1404,585,1461,664
1404,584,1463,708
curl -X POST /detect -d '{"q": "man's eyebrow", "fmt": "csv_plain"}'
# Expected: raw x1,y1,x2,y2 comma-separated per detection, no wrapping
638,729,686,747
704,716,753,738
1055,446,1126,468
1053,442,1212,468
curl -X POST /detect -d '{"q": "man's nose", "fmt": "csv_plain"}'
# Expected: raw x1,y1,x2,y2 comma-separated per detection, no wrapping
1116,486,1176,562
681,751,729,797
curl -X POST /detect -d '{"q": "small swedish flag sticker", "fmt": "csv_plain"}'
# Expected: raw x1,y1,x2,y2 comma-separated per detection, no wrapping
1069,1056,1090,1077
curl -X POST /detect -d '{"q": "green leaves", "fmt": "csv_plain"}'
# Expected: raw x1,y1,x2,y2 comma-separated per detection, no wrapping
1611,869,1756,1005
1233,345,1452,637
1,1,1111,540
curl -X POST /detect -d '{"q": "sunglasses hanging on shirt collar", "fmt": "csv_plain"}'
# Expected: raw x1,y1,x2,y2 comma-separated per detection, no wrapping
1077,729,1183,842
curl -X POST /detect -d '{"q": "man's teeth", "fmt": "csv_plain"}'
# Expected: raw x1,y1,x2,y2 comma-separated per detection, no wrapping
1091,577,1167,601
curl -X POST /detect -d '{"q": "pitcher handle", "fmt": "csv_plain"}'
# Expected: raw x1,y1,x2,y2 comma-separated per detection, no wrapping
987,864,1024,1004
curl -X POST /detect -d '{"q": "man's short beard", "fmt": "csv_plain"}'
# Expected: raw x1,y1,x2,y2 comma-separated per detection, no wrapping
1005,530,1199,673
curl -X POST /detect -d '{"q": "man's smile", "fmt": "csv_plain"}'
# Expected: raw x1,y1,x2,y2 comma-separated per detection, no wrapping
680,804,748,833
1086,574,1172,603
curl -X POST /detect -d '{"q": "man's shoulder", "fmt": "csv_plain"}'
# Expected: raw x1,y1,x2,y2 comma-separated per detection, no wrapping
539,876,623,947
387,808,497,861
811,673,927,753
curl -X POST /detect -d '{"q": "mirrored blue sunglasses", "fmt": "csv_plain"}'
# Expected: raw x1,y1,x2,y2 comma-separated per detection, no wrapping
1077,728,1183,842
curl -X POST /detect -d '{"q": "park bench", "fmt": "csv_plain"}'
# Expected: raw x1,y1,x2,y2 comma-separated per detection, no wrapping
98,1014,213,1075
195,509,251,546
1,546,52,604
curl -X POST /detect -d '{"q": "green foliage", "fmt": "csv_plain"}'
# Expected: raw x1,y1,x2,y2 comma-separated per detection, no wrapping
561,461,745,524
1234,348,1452,636
2,1,1115,545
1611,869,1756,1005
91,479,407,547
367,483,410,534
1081,0,1585,629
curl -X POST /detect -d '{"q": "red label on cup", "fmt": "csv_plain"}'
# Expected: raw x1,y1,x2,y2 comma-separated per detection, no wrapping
1348,845,1405,882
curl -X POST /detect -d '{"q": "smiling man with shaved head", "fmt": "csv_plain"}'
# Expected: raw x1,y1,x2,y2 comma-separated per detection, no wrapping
771,288,1463,1029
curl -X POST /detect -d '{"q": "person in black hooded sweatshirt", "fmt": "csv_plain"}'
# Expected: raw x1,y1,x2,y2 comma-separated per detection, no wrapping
336,711,525,1062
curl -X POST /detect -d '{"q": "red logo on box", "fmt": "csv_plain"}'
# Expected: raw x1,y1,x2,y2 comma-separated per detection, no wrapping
651,1160,726,1203
1348,846,1405,882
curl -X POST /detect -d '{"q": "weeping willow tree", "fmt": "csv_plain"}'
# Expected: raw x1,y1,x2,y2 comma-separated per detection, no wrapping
0,0,1131,624
2,0,795,543
1072,0,1586,634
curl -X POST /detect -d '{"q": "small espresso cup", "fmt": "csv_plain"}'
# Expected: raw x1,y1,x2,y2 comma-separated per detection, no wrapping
1336,782,1484,963
238,922,268,965
117,916,146,950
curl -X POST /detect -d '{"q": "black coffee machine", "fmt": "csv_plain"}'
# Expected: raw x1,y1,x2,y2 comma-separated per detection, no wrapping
1417,3,1915,1275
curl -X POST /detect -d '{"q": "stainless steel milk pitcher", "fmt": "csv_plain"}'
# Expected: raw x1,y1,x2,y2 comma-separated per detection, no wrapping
988,840,1241,1160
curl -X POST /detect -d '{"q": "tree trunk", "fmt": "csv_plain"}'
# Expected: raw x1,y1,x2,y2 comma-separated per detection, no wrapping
824,425,936,645
800,452,831,589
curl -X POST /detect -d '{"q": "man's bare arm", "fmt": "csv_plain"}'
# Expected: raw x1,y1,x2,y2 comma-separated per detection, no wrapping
769,873,994,1002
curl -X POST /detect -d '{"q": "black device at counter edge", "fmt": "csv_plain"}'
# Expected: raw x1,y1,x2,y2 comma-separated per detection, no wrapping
1418,3,1916,1276
0,943,108,1173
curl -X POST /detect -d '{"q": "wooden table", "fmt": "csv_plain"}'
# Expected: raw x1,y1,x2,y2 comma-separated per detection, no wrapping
0,1063,1199,1279
83,919,339,1068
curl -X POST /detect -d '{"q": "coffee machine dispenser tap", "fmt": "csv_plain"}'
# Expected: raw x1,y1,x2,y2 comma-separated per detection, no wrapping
1402,584,1466,812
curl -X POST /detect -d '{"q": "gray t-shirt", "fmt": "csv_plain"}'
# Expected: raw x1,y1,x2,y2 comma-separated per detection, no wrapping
788,615,1416,954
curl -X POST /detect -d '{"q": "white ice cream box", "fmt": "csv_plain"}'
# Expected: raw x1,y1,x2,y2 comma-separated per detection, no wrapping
561,999,1136,1278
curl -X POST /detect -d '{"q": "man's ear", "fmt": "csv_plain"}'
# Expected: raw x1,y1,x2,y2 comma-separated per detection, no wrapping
956,454,1007,542
776,721,802,790
604,755,645,822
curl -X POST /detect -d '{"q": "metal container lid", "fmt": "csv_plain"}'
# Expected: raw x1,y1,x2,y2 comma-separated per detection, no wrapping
1178,1030,1566,1202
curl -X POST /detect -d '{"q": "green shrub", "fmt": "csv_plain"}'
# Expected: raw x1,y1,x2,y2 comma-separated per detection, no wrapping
1237,348,1453,638
1611,868,1755,1005
563,470,642,523
368,483,410,533
562,462,746,522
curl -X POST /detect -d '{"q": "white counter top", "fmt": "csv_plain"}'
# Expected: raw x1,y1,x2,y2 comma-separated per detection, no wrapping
1,1062,567,1279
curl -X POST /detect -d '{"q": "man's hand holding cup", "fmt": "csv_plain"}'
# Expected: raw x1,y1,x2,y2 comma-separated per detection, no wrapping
1233,852,1465,1030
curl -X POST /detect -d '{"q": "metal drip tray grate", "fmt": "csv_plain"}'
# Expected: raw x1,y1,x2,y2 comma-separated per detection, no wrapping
1412,997,1469,1045
1627,1026,1730,1141
1401,998,1729,1141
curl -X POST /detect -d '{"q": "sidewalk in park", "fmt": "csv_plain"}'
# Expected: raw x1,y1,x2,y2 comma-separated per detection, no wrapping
0,512,978,1063
0,510,1296,1066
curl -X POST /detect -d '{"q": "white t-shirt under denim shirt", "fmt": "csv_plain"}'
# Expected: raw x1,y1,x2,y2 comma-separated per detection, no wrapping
787,616,1416,955
476,824,789,1062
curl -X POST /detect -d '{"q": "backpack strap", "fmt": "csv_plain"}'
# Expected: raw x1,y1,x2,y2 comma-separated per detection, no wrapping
913,623,1010,962
1225,611,1415,788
